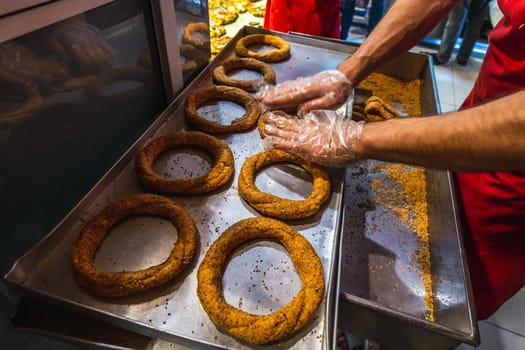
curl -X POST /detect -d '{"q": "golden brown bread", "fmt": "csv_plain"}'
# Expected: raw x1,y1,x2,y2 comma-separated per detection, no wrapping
71,194,198,297
135,131,234,194
197,217,324,344
238,149,331,219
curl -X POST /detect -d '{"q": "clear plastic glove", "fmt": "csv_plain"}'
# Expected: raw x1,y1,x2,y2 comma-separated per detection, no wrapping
262,109,364,167
257,70,353,116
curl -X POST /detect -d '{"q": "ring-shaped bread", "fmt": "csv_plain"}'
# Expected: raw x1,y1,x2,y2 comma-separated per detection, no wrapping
197,217,325,344
234,34,291,63
182,22,210,49
180,44,209,75
239,149,330,219
71,193,198,297
184,85,261,133
135,131,234,194
213,57,276,92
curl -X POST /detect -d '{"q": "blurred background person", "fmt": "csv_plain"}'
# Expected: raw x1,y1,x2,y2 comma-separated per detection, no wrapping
456,0,489,65
431,0,489,65
264,0,342,39
428,1,466,64
340,0,387,40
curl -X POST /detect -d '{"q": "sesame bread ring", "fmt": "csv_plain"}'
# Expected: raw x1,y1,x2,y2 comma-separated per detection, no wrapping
197,217,324,344
239,149,331,219
71,194,198,297
184,85,260,133
364,95,400,122
179,44,209,75
213,57,276,92
182,22,210,50
234,34,290,63
135,131,234,194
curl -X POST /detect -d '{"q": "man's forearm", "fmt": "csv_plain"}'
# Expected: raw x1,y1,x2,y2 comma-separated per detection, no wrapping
356,90,525,171
338,0,458,85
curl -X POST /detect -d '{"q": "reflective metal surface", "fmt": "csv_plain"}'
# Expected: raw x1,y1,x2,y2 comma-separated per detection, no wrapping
338,51,480,349
5,28,351,349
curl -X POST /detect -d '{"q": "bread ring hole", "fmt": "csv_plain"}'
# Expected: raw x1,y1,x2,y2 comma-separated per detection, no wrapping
245,43,279,54
225,68,263,81
222,241,300,315
152,147,212,180
190,30,209,42
254,164,314,200
93,216,178,272
197,99,246,125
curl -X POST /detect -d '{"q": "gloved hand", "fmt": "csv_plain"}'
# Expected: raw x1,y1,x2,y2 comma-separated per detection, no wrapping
262,109,364,167
48,16,116,74
257,69,353,116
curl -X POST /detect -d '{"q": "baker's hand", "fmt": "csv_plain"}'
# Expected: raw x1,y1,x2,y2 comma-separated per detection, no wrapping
48,16,116,74
262,109,364,167
257,70,353,116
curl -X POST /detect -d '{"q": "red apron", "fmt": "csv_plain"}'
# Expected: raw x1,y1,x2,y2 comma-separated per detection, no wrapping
263,0,341,39
457,0,525,319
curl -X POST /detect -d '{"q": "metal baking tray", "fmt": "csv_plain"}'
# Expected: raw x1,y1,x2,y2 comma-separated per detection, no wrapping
337,51,480,349
4,27,354,349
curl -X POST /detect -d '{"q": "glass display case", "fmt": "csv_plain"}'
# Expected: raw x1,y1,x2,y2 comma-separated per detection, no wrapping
174,0,211,84
0,1,209,348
